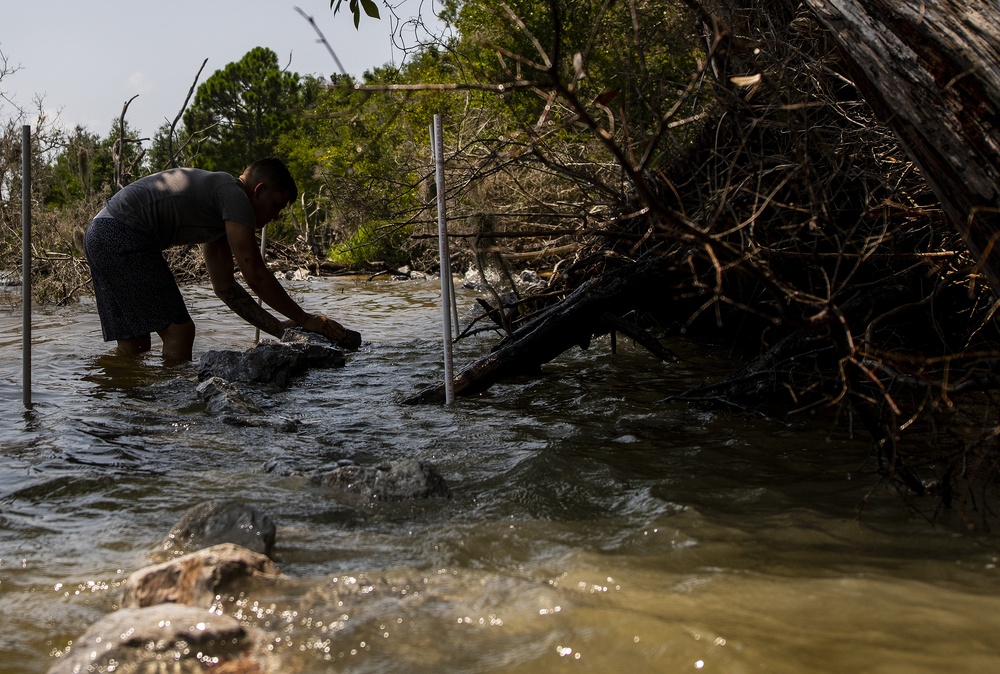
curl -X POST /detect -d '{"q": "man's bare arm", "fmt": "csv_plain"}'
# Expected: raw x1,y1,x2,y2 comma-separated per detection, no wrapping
224,220,310,322
216,283,288,338
208,225,352,344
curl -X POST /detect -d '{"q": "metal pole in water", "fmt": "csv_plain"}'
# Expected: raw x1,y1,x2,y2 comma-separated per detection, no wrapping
428,127,460,341
254,224,268,344
450,258,460,340
432,115,455,404
21,125,32,408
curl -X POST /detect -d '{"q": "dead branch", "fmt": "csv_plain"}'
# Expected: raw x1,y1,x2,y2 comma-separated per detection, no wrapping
166,58,209,169
113,95,146,190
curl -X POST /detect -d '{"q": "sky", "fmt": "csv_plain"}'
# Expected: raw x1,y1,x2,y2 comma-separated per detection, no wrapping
0,0,443,139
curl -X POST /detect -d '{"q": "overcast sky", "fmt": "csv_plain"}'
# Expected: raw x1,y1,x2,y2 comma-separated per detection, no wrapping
0,0,441,139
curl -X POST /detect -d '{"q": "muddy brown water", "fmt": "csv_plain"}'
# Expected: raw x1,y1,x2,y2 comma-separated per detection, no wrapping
2,276,1000,673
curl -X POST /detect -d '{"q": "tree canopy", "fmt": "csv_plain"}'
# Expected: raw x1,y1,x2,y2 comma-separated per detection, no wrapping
182,47,308,174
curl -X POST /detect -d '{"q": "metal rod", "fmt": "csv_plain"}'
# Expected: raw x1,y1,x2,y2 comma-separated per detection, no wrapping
450,261,460,341
254,224,268,344
428,126,461,341
433,115,455,404
21,125,32,408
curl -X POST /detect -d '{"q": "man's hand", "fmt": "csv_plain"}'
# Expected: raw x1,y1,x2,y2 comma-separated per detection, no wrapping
301,314,347,341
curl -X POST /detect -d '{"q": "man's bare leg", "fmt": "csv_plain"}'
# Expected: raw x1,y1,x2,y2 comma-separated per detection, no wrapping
116,335,152,356
157,320,196,363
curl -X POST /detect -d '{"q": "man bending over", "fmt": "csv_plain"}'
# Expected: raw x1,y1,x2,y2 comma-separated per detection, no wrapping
84,157,351,362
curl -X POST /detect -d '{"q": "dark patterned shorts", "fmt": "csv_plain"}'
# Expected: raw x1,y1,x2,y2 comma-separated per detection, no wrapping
83,216,192,342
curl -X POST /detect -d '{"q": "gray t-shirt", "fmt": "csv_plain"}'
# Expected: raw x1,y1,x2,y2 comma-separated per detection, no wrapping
105,168,256,249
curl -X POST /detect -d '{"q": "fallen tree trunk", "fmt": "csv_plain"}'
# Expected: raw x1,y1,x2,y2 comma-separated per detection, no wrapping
804,0,1000,294
403,254,672,404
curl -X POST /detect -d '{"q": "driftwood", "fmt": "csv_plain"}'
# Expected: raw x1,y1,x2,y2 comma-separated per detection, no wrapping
404,254,672,404
601,312,679,362
804,0,1000,294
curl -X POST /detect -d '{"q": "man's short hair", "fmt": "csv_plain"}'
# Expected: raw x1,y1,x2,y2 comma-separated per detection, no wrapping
244,157,298,201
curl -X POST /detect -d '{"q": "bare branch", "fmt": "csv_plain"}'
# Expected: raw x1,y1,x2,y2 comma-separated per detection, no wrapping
167,58,209,168
114,95,142,190
488,0,552,69
353,80,545,93
294,5,348,76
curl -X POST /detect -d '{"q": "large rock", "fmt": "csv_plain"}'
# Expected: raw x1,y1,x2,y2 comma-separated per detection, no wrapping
122,543,283,609
162,500,277,557
47,603,276,674
198,334,345,389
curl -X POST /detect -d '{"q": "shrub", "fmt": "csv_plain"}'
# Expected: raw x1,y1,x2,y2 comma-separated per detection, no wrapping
327,221,412,268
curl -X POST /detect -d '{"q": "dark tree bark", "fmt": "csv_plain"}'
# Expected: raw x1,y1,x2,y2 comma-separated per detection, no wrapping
403,255,672,404
804,0,1000,294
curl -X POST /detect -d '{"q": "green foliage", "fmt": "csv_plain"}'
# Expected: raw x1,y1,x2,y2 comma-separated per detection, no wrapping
328,220,412,267
273,68,434,258
146,122,179,173
331,0,380,29
445,0,700,139
45,126,100,207
182,47,306,174
44,121,129,206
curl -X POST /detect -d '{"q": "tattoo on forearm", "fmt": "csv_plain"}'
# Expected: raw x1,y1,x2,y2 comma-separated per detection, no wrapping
217,284,285,337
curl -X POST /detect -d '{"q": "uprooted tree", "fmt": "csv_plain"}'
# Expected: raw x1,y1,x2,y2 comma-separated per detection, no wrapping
402,0,1000,526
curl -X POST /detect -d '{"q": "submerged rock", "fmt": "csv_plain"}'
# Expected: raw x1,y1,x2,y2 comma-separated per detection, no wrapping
122,543,283,609
162,500,277,557
196,376,298,431
264,456,358,476
195,328,357,428
310,459,451,502
47,603,276,674
196,376,262,415
266,458,451,503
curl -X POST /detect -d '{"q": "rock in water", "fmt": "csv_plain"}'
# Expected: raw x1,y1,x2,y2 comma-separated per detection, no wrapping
162,500,277,557
264,456,356,477
309,459,451,502
339,328,362,350
122,543,282,609
196,376,262,416
281,325,362,351
198,338,345,388
195,376,298,431
47,603,276,674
